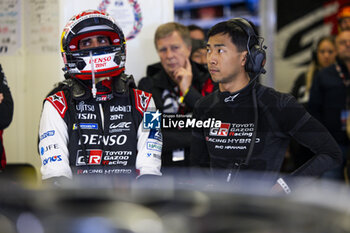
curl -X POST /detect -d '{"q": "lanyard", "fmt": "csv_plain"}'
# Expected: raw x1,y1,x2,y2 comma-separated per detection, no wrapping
335,62,350,108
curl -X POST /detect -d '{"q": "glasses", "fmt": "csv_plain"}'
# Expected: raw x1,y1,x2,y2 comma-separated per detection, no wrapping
337,40,350,46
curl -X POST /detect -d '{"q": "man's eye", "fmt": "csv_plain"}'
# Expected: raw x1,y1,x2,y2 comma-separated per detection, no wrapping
98,37,109,44
207,48,211,53
218,49,224,53
80,39,91,47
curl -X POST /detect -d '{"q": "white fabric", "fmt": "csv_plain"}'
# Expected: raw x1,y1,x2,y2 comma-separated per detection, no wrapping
39,101,72,180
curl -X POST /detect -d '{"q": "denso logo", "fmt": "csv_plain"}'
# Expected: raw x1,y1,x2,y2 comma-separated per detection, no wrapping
79,134,127,146
89,56,112,64
43,155,62,165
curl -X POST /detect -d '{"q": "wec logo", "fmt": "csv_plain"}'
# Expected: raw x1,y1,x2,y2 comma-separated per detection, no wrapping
110,122,131,129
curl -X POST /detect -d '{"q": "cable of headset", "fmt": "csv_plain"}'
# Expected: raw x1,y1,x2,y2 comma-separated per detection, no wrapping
226,72,260,183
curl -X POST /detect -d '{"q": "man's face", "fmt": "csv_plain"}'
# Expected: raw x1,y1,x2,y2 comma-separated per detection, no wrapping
156,31,191,77
340,18,350,31
336,30,350,62
79,35,110,49
207,33,247,84
191,48,207,65
190,29,205,40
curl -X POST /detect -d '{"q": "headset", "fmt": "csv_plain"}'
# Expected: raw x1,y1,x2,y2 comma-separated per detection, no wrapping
228,18,267,75
224,18,266,176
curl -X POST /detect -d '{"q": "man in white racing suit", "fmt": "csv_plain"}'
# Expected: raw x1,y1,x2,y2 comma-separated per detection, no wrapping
38,10,162,184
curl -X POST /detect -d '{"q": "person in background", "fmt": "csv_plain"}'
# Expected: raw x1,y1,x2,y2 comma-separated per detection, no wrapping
291,36,336,106
0,65,13,170
188,24,206,40
337,4,350,32
145,24,207,77
138,22,213,177
287,36,337,171
190,39,207,66
38,10,162,185
309,29,350,181
190,18,342,193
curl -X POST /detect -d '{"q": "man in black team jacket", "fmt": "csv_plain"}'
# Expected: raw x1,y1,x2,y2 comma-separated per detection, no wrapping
138,22,214,173
0,65,13,170
190,18,342,193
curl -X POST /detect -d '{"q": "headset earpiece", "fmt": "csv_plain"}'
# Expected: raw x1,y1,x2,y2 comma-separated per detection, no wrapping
229,18,266,74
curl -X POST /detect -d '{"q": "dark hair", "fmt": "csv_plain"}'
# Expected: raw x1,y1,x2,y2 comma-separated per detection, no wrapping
207,19,258,52
191,39,206,54
188,24,205,33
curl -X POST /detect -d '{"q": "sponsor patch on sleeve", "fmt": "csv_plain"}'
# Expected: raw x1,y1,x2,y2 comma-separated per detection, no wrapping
147,142,162,152
46,91,67,118
133,89,152,115
148,129,162,142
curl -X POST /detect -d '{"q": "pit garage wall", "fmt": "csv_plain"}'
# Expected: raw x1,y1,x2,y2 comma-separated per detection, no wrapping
275,0,346,93
0,0,173,177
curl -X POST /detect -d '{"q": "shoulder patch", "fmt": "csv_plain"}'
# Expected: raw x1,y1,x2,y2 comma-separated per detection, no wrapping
133,89,152,115
46,91,68,118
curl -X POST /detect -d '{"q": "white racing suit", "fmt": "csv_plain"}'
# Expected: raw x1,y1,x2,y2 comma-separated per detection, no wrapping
38,77,162,180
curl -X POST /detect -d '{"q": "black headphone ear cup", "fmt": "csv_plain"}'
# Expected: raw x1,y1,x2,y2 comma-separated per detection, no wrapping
245,45,266,74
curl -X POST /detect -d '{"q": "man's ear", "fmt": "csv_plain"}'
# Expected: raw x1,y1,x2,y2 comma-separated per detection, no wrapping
241,51,248,66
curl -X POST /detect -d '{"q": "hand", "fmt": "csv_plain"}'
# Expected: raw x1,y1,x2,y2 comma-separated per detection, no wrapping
0,93,4,104
270,182,285,194
173,58,193,94
270,179,291,194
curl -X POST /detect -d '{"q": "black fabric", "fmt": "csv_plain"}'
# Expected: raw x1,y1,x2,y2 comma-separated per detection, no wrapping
308,60,350,145
289,70,320,170
0,65,13,169
138,62,212,168
146,62,163,77
0,65,14,130
190,83,342,186
291,72,306,103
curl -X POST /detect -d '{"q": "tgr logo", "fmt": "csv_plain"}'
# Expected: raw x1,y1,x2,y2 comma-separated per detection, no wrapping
209,123,231,136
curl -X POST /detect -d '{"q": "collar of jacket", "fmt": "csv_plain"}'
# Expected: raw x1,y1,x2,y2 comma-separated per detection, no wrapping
218,81,259,104
66,73,136,100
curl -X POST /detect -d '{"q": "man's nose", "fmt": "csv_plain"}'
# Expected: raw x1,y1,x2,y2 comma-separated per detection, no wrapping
165,49,174,58
91,38,100,48
208,54,216,64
